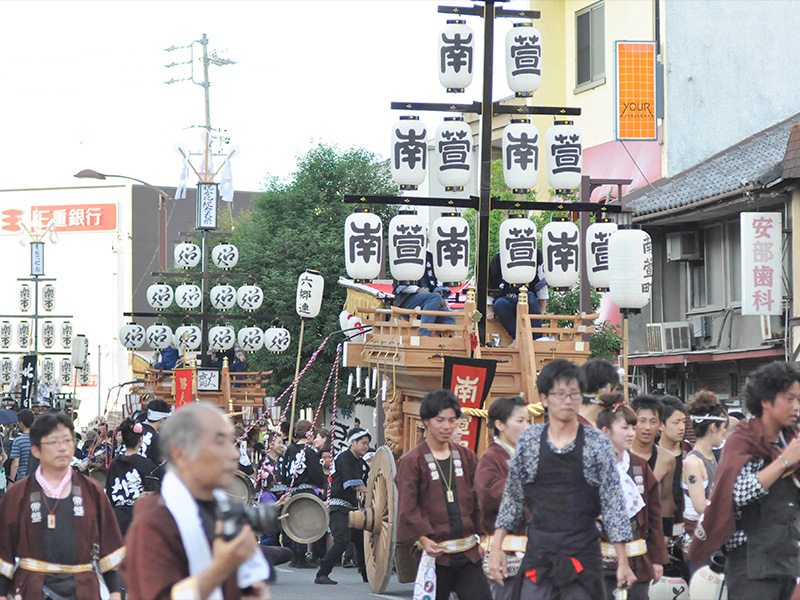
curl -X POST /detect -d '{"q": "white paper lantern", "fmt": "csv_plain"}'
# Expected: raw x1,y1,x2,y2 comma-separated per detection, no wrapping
689,567,726,600
502,119,540,192
609,229,653,310
146,283,174,311
119,323,146,350
438,19,474,92
345,211,383,282
389,212,427,282
430,213,469,284
238,327,265,352
61,321,73,348
435,117,472,191
209,325,235,351
542,221,580,290
0,358,13,384
210,284,237,311
546,121,582,192
499,216,538,284
174,242,201,269
211,244,239,269
650,577,690,600
175,284,202,310
174,325,201,351
42,321,55,349
347,314,368,344
0,322,11,349
17,321,31,348
506,22,542,95
391,116,427,190
586,221,618,291
42,284,55,312
41,358,55,385
237,285,264,311
265,327,291,353
19,284,31,312
77,361,91,386
146,324,173,350
296,270,324,319
60,359,72,385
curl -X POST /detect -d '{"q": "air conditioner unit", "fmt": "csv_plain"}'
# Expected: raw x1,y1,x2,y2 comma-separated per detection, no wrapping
666,231,702,261
646,322,693,353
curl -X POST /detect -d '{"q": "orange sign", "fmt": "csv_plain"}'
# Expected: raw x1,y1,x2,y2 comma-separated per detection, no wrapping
33,204,117,232
616,41,657,141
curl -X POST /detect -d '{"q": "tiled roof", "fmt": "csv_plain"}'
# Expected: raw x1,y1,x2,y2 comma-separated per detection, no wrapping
783,124,800,179
626,112,800,217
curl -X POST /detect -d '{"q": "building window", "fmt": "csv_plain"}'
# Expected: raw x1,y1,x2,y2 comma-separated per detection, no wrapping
727,220,741,303
576,2,605,90
689,222,741,310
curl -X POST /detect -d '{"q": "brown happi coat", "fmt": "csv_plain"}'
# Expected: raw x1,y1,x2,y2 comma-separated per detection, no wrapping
0,473,124,600
475,441,526,535
396,439,484,566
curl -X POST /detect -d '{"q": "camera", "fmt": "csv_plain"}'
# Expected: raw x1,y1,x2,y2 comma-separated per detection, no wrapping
216,497,281,541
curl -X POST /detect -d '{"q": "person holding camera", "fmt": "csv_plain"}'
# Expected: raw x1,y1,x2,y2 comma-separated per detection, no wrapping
124,402,271,600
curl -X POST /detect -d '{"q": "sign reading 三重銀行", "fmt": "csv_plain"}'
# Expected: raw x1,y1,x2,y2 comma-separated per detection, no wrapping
615,41,657,141
741,212,782,316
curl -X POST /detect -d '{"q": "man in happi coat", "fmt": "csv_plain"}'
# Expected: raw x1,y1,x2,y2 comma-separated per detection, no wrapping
489,359,636,600
392,250,456,336
138,398,170,465
315,427,371,585
0,412,124,600
396,389,492,600
124,402,270,599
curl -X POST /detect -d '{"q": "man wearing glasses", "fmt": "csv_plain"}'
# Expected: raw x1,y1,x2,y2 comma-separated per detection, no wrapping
489,359,636,600
0,412,124,600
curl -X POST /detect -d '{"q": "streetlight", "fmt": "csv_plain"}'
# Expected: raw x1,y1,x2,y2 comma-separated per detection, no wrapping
74,169,172,270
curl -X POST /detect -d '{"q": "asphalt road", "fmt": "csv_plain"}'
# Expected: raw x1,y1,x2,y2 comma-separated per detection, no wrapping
268,563,415,600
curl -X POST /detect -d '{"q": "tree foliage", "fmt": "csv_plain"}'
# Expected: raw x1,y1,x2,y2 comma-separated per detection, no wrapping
231,144,396,411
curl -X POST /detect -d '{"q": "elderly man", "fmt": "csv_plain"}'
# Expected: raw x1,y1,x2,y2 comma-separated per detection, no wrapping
124,402,271,599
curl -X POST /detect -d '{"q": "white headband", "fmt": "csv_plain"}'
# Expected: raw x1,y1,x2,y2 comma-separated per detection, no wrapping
690,414,728,423
147,409,171,422
347,429,371,445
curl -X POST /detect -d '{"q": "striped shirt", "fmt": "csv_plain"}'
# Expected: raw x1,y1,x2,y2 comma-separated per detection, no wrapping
10,433,30,481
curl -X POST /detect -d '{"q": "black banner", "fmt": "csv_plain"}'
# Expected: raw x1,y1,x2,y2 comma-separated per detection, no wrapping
20,354,37,410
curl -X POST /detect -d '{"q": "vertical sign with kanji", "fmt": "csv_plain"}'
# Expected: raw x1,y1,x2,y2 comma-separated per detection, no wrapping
441,356,497,453
196,183,218,230
741,212,782,315
30,242,44,276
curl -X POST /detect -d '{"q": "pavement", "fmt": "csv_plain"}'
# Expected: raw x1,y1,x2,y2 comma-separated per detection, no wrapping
269,563,414,600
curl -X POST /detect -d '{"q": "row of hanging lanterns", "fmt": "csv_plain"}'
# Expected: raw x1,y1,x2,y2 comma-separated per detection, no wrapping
173,242,240,270
0,357,76,386
17,284,56,312
147,283,264,312
0,320,73,349
119,323,292,354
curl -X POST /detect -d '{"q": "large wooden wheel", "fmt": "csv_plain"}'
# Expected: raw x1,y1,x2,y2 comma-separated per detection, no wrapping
364,445,398,593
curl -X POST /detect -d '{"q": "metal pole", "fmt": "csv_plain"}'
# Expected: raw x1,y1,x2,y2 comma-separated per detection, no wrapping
200,229,209,366
288,319,307,443
201,33,211,132
579,175,592,317
476,0,496,344
97,344,101,416
33,274,39,356
623,312,630,403
158,194,167,271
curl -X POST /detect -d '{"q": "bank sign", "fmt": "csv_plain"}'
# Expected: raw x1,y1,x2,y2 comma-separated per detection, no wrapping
1,204,117,234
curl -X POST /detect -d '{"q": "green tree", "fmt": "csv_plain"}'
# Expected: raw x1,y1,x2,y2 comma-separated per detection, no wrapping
232,144,396,411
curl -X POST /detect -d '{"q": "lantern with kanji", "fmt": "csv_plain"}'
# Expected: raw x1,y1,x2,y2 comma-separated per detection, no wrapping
389,211,427,282
347,314,368,344
431,212,469,285
391,116,427,190
499,215,538,284
209,284,237,311
175,284,202,310
0,322,11,349
506,22,542,96
438,20,474,92
17,321,31,348
542,220,580,290
42,321,55,349
345,210,383,282
435,116,472,191
0,358,13,385
19,284,31,312
238,327,265,353
174,242,201,269
546,121,582,192
146,324,173,350
60,359,72,385
77,361,91,387
211,244,239,269
42,285,55,312
264,326,291,353
609,229,653,310
237,285,264,312
147,283,174,311
209,325,235,352
119,323,145,350
41,358,55,385
174,325,201,352
296,270,324,319
502,119,540,193
61,321,73,348
586,221,618,292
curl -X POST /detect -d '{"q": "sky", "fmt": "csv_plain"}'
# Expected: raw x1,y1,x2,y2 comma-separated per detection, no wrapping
1,0,532,194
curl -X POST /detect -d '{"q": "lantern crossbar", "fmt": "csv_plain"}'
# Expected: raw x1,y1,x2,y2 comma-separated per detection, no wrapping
344,194,478,209
492,200,625,213
0,314,73,319
437,5,541,19
0,350,73,356
391,101,482,114
492,103,581,116
123,311,281,320
16,277,57,282
150,271,253,279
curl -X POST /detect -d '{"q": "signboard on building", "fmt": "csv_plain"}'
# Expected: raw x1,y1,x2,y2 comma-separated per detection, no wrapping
0,204,117,234
741,212,782,315
615,41,657,141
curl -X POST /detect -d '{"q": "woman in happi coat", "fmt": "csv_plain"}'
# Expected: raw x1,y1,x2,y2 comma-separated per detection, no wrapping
476,396,531,600
597,394,668,600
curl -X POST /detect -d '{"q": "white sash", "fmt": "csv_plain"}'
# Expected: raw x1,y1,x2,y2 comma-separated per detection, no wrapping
616,452,645,519
413,551,437,600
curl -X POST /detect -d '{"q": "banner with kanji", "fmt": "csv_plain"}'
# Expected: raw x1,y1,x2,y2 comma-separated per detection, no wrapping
741,212,782,315
442,356,497,452
173,368,195,408
19,354,36,410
